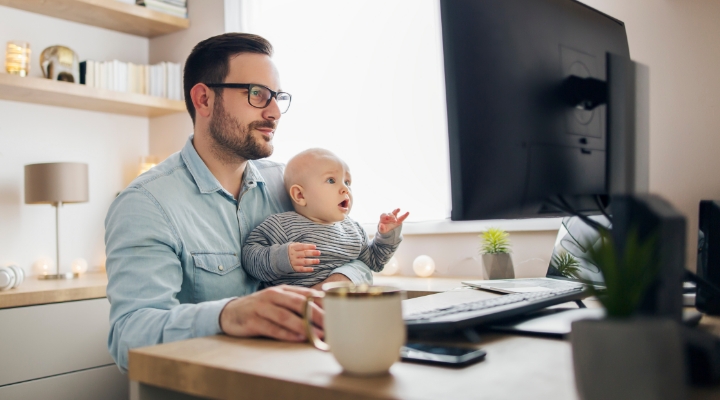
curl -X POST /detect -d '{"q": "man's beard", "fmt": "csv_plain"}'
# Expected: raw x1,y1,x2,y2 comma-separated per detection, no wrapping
208,97,275,162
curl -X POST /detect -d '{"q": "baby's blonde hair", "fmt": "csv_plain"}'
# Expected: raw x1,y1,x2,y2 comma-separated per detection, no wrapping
283,148,344,192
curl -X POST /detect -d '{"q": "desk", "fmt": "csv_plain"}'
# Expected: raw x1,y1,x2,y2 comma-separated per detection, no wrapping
128,278,720,400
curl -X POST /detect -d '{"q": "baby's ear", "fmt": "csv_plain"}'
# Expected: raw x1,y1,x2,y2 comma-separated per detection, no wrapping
289,184,307,207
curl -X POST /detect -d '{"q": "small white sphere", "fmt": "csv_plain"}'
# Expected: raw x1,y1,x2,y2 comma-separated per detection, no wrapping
71,258,88,274
33,257,54,276
412,255,436,277
379,256,400,276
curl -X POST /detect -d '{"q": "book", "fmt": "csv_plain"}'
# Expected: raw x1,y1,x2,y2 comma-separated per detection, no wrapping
79,61,86,85
136,0,188,18
77,59,182,99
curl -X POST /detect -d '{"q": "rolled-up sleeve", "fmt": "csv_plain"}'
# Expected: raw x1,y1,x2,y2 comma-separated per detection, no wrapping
105,188,231,372
332,259,374,285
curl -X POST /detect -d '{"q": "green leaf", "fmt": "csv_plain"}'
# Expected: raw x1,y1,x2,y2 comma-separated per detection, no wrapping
585,228,658,318
551,251,581,279
479,228,511,254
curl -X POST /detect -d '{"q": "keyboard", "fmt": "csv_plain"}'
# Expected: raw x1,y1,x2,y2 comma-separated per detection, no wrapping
404,287,588,333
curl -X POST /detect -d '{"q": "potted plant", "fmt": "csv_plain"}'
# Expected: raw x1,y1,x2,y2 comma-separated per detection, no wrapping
571,229,686,400
479,228,514,279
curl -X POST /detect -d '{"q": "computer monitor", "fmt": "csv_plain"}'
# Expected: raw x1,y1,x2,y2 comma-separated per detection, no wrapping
440,0,630,220
697,200,720,314
440,0,684,321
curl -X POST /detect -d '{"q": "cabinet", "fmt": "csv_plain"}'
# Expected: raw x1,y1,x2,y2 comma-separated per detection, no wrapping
0,298,128,399
0,0,187,115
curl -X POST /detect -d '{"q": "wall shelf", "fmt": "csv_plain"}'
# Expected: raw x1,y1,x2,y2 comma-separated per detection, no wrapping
0,0,189,38
0,73,186,117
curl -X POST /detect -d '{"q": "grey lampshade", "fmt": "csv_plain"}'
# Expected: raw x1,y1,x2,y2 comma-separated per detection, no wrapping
24,162,89,204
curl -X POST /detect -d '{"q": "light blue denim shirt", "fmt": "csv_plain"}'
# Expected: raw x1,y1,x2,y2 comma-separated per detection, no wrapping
105,135,372,372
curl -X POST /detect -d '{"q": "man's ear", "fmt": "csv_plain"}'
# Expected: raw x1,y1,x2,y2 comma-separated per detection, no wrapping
289,184,306,206
190,83,213,119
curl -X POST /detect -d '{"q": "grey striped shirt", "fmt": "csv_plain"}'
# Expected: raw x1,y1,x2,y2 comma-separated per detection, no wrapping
242,211,402,287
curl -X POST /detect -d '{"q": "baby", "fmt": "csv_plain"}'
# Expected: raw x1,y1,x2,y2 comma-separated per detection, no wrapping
242,148,408,288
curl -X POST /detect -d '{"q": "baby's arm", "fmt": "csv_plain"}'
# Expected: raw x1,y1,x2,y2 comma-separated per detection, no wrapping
242,217,320,282
356,209,408,272
378,208,410,234
288,243,321,272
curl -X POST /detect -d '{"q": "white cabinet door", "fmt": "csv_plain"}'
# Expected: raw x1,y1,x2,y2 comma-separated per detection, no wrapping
0,298,115,386
0,364,128,400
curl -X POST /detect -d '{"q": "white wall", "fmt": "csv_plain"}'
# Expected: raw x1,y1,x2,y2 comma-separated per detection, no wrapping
148,0,225,160
579,0,720,271
386,230,558,278
0,6,150,275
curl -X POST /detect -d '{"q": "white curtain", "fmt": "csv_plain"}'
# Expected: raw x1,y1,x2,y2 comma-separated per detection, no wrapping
224,0,451,225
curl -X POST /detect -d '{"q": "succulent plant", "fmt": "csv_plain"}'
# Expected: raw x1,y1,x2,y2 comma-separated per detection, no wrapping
479,228,511,254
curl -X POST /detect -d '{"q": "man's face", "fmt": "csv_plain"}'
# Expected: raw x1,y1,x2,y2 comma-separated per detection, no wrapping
208,53,282,161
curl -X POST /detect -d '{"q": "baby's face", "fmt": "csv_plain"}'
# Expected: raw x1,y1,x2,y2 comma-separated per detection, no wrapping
300,156,353,224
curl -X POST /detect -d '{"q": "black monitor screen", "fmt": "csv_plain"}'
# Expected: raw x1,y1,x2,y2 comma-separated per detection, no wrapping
441,0,630,220
697,200,720,313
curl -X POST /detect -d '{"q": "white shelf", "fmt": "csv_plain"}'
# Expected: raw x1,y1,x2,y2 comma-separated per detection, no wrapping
0,73,186,117
0,0,189,38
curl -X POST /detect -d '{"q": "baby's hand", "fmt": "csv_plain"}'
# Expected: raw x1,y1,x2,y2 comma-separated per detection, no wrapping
378,208,410,234
288,242,321,272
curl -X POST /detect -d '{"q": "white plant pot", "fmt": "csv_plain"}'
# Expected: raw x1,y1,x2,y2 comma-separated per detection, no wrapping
482,253,514,279
571,317,686,400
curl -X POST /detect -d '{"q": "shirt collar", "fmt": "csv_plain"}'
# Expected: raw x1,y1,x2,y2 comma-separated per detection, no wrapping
181,135,267,195
242,159,265,188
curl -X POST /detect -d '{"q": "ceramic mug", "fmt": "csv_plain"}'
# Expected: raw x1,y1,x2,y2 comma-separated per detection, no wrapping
303,283,405,375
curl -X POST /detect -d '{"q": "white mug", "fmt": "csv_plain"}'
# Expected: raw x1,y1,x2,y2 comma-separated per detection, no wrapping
303,283,406,375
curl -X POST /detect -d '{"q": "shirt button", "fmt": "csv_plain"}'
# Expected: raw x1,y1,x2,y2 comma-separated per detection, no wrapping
218,265,224,271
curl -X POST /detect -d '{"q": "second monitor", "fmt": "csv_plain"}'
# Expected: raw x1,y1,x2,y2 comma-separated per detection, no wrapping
441,0,631,220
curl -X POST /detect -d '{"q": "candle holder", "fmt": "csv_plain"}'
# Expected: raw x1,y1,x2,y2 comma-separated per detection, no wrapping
6,41,31,77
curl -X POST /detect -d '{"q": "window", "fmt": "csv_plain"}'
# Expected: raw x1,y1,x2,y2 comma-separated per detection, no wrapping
225,0,451,225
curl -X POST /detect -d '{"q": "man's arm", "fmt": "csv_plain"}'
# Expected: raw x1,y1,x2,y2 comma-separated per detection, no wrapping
326,259,374,286
105,188,230,372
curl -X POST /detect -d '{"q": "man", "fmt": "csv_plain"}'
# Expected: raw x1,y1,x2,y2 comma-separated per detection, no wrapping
105,33,372,372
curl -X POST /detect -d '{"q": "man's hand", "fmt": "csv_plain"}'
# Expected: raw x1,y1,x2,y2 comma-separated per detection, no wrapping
288,242,321,272
311,273,351,290
378,208,410,234
219,285,323,341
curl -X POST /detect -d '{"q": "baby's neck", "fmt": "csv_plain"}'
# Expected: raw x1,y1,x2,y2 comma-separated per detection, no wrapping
293,209,342,225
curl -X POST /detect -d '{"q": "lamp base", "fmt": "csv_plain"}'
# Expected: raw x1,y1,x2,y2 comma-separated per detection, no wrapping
38,272,80,280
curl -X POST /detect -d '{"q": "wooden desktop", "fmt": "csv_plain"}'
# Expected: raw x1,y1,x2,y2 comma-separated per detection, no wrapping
128,277,720,400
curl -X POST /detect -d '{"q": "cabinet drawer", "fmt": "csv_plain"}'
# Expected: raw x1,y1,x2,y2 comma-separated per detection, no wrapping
0,364,127,400
0,298,114,386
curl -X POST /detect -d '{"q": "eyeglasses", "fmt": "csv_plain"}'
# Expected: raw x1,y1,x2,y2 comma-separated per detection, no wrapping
205,83,292,114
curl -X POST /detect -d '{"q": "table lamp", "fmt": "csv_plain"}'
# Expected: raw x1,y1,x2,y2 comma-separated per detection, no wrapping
24,162,89,280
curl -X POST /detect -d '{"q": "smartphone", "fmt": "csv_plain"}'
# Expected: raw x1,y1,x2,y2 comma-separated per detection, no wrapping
400,343,487,367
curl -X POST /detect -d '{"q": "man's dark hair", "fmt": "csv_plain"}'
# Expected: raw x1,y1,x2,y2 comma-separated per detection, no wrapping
183,33,273,124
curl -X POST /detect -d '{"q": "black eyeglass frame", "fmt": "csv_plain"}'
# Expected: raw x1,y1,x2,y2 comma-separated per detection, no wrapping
204,83,292,113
